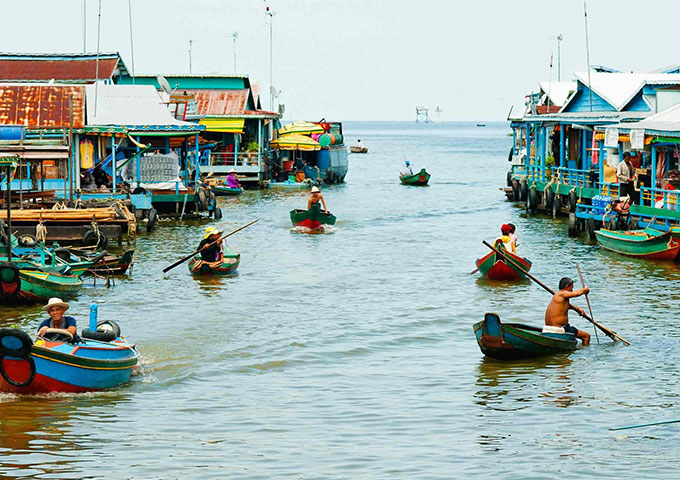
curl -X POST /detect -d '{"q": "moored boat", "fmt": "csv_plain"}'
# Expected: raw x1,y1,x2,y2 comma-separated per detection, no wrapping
188,247,240,275
473,312,577,360
399,168,430,186
0,263,83,304
0,306,138,394
475,240,532,280
595,227,680,261
266,179,312,190
290,203,337,230
211,185,243,196
350,146,368,154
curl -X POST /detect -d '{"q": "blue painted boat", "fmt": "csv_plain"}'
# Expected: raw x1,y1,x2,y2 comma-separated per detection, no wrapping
473,312,577,359
0,305,139,393
267,179,312,190
211,185,243,196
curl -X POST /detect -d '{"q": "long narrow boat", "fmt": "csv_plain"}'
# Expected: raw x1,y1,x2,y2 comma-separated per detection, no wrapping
473,313,577,360
475,240,532,280
211,185,243,196
0,312,138,393
0,263,82,304
595,227,680,261
290,203,337,230
188,247,240,275
399,168,430,186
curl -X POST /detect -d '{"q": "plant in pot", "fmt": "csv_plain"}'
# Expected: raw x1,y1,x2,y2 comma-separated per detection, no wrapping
545,154,556,179
245,141,259,165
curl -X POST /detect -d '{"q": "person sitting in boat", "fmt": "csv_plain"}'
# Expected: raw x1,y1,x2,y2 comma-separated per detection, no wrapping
308,186,329,213
37,298,78,341
198,227,223,263
508,223,519,247
357,139,364,148
496,224,517,254
544,277,591,346
225,169,241,189
400,160,413,177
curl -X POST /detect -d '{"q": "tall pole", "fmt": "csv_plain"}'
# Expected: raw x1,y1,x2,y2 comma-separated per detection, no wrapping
266,5,274,111
94,0,102,116
189,39,193,74
128,0,136,84
557,34,563,82
82,0,87,52
584,1,593,112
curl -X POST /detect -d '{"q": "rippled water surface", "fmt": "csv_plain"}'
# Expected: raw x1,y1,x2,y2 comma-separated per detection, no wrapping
2,121,680,479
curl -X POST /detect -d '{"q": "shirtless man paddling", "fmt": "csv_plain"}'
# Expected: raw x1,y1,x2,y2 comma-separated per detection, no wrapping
545,277,591,346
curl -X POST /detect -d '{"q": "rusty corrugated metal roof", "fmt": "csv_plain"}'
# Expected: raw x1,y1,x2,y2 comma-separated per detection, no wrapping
191,89,249,116
0,55,119,83
0,85,85,128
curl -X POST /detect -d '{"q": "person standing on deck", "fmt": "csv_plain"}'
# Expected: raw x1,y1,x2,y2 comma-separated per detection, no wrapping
496,224,517,254
308,186,328,213
198,227,223,263
400,160,413,177
225,169,241,189
617,152,636,202
545,277,591,346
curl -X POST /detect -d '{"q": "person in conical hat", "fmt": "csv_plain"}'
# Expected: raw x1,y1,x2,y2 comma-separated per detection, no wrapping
225,168,241,189
37,298,77,340
198,226,224,262
308,185,328,213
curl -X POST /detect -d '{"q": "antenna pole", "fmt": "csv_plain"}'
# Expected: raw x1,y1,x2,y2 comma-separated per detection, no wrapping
584,1,593,112
188,39,193,74
94,0,102,116
128,0,136,84
82,0,87,52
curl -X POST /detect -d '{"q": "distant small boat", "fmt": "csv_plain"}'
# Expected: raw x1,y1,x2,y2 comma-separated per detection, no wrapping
188,248,240,275
475,240,532,280
477,123,486,127
290,203,336,230
399,168,430,186
267,180,312,190
473,313,577,360
212,185,243,196
350,146,368,154
595,227,680,261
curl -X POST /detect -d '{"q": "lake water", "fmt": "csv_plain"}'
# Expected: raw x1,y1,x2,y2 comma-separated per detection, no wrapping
1,121,679,479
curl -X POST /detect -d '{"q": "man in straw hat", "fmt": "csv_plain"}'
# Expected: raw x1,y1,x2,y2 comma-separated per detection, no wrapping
308,186,329,213
198,226,224,263
225,168,241,189
37,298,77,339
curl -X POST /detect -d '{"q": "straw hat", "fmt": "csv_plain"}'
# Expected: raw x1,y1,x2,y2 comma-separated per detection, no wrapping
229,168,237,174
311,186,320,193
44,297,69,312
204,226,222,239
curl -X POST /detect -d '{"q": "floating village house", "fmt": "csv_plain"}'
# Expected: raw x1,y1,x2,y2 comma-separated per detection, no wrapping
508,67,680,236
116,73,281,185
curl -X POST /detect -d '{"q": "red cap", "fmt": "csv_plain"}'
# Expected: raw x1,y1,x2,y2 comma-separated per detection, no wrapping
501,224,512,235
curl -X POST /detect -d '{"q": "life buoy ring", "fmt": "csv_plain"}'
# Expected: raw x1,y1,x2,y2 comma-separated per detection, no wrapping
146,208,158,233
17,234,37,248
0,354,35,388
0,328,33,357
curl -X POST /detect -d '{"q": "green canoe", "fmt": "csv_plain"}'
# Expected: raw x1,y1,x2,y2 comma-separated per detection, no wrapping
595,227,680,261
0,263,82,304
290,203,337,230
399,168,430,186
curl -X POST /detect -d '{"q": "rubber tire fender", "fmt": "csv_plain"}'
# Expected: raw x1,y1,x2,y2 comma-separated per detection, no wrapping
0,354,36,388
519,179,528,202
0,328,33,358
544,187,554,210
511,179,520,201
506,170,513,187
17,234,37,248
96,320,121,338
568,190,578,213
568,213,578,237
213,205,223,220
586,218,596,241
552,195,562,218
82,229,108,249
508,148,514,163
196,189,208,210
81,329,116,342
146,208,158,233
528,186,538,212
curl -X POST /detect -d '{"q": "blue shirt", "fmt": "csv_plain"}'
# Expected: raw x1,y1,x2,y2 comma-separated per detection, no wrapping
38,316,77,331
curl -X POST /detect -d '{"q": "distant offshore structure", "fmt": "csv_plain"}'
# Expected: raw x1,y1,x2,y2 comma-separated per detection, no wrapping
415,106,443,123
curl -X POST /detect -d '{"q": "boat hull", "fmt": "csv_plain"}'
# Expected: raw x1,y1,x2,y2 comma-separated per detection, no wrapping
212,185,243,196
400,168,430,186
595,228,680,261
475,244,532,280
0,338,138,394
290,204,337,230
473,313,577,360
188,249,240,275
350,146,368,154
1,269,83,304
88,249,135,274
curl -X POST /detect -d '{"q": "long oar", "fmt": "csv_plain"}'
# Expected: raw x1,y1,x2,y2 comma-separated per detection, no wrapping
576,264,599,344
610,418,680,431
482,240,631,345
163,219,259,273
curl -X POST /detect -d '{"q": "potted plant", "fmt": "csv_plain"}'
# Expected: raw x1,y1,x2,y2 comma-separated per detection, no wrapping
545,154,555,178
245,141,259,165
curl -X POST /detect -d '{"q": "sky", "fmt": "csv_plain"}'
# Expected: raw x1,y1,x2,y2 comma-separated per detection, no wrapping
2,0,679,121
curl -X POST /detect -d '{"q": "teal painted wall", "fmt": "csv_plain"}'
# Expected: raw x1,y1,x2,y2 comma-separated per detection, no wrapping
118,75,246,90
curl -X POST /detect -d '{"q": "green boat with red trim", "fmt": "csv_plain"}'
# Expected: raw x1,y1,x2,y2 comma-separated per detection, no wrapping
595,227,680,261
0,263,82,304
473,313,577,359
474,239,532,280
290,203,337,230
399,168,430,186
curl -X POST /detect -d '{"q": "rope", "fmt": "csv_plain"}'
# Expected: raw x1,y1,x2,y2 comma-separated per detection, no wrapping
90,217,101,245
74,198,84,209
112,200,137,238
36,220,47,244
52,201,66,210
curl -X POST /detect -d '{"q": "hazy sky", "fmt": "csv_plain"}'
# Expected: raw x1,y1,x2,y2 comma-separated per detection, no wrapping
2,0,679,121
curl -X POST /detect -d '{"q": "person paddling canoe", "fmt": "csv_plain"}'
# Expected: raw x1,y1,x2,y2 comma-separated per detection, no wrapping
545,277,591,346
308,186,328,213
198,227,223,263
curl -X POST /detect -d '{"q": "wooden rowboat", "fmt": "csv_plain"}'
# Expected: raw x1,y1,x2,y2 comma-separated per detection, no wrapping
473,313,577,360
212,185,243,196
475,240,532,280
350,146,368,154
188,248,240,275
595,227,680,261
290,203,336,231
399,168,430,186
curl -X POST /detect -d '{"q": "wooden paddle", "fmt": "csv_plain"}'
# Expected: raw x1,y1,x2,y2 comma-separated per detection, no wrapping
163,219,259,273
482,240,631,345
576,264,599,344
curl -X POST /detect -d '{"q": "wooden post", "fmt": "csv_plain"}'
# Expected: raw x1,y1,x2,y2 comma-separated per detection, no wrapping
560,123,565,168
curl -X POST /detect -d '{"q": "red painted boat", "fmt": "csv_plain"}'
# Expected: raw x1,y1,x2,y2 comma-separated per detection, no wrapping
475,240,532,280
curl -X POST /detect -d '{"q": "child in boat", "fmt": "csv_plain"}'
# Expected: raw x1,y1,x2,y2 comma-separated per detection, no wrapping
508,223,519,247
496,224,517,254
308,186,328,213
37,298,78,340
198,227,223,263
544,277,591,346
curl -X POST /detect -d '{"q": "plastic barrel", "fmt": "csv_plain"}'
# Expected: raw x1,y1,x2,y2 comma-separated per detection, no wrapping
0,126,23,141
